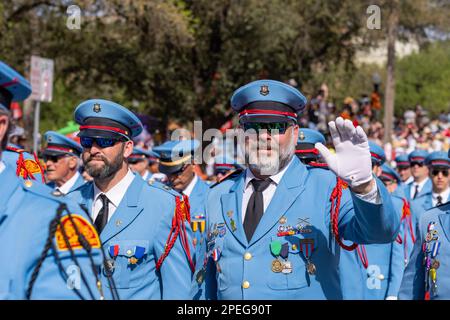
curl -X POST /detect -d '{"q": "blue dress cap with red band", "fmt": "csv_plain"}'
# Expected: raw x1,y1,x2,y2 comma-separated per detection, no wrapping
214,154,242,173
295,128,326,161
425,151,450,168
128,147,159,162
43,131,82,157
230,80,307,123
380,164,401,184
369,141,386,166
74,99,143,139
408,149,429,163
0,60,32,110
395,154,410,168
153,140,200,175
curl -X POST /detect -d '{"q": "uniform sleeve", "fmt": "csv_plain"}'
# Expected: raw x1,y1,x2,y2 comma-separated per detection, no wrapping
154,196,195,300
398,221,425,300
339,178,401,244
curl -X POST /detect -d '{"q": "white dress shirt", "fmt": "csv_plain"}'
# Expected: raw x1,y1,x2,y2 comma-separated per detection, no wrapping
142,170,150,181
410,177,429,199
56,171,81,195
183,175,198,197
92,169,135,223
432,187,450,207
0,161,5,175
241,157,381,223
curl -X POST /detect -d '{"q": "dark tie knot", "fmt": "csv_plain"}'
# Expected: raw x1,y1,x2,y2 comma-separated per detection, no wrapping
251,178,272,192
99,193,109,205
437,195,443,203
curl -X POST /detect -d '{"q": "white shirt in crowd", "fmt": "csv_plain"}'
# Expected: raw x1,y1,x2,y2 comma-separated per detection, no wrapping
55,171,81,195
410,177,430,199
432,187,450,207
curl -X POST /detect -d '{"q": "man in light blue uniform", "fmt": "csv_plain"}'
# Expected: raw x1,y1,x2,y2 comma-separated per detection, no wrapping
194,79,399,300
399,149,450,300
43,131,86,194
410,151,450,222
296,128,364,300
127,146,159,181
405,150,432,201
154,140,209,252
395,154,413,185
0,61,44,183
0,61,106,300
68,99,194,299
351,142,405,300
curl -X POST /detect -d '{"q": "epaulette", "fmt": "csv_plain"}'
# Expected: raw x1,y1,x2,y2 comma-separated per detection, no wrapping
210,168,244,189
147,179,182,197
21,179,64,203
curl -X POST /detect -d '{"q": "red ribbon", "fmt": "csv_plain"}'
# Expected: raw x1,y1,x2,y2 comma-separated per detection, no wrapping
357,245,369,269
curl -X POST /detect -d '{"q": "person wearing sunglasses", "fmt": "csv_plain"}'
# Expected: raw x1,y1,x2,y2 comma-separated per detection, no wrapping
410,151,450,221
42,131,85,195
193,79,398,300
395,154,413,185
68,99,195,299
400,149,450,300
153,140,209,258
0,60,105,300
127,146,163,182
405,150,432,201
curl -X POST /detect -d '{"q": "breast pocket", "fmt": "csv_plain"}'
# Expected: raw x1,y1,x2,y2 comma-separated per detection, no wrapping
267,232,318,291
104,240,150,289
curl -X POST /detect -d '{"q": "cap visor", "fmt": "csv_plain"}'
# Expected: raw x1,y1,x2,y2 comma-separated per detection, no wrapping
77,128,125,139
159,164,184,175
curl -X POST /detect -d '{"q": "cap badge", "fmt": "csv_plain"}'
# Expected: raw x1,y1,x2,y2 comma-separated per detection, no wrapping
260,85,269,96
299,131,305,141
93,103,101,113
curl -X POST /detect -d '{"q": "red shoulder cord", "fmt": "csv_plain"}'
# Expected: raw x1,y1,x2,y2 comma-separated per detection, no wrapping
356,244,369,269
6,146,45,183
330,177,358,251
396,198,415,262
155,194,195,273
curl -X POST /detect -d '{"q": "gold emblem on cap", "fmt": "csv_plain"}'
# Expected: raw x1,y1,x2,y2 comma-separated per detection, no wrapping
260,85,269,96
93,103,101,113
299,131,305,140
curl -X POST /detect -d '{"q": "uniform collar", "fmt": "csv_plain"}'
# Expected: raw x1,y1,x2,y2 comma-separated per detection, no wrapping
413,177,429,189
93,169,135,208
244,156,294,190
433,188,450,203
183,174,198,197
57,171,81,194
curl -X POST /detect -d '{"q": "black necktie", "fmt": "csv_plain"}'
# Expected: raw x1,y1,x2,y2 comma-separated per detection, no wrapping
94,194,109,233
413,185,420,199
244,178,272,242
437,195,443,206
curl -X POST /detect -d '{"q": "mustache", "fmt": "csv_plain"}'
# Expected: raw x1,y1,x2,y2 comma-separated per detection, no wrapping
85,154,109,163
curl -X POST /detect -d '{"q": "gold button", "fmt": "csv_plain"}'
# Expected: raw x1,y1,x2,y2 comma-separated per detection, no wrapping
244,252,252,261
242,281,250,289
24,180,33,188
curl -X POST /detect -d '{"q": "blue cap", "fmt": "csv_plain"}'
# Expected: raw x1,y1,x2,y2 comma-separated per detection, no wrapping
369,141,386,165
214,155,242,174
153,140,200,175
0,61,32,110
425,151,450,168
408,149,429,164
295,128,325,161
230,80,307,123
43,131,82,157
380,164,401,184
128,147,159,163
395,154,410,168
74,99,143,139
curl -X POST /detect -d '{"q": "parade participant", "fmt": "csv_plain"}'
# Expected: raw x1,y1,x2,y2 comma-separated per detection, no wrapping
0,61,107,300
127,146,158,181
68,99,194,299
43,131,85,194
410,151,450,221
213,155,243,182
395,154,413,185
351,142,405,300
399,149,450,300
195,79,398,299
405,150,432,201
0,61,44,183
295,128,326,165
154,140,209,252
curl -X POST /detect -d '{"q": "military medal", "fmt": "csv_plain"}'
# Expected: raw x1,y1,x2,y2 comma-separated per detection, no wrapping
196,268,206,284
230,219,237,232
271,259,283,273
128,246,145,265
300,238,316,275
282,260,293,274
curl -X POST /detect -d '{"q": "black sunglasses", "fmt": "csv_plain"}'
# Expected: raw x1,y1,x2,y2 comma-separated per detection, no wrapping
43,154,69,163
411,162,424,167
80,136,125,148
432,169,449,177
243,122,294,134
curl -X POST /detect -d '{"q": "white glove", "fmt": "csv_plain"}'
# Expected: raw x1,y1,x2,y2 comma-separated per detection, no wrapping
385,296,398,300
315,117,372,188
